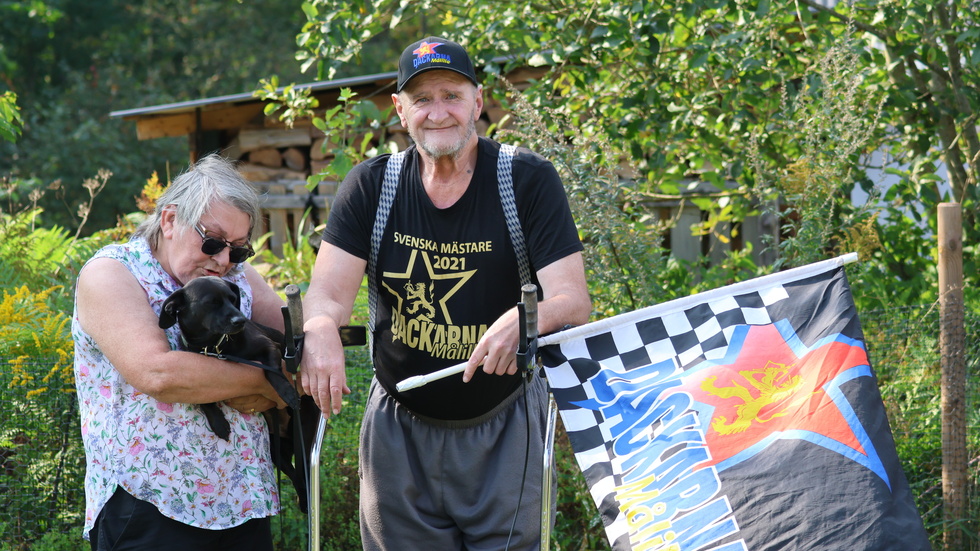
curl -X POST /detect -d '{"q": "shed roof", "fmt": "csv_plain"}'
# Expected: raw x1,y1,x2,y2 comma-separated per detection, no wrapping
108,69,405,142
109,71,398,120
108,50,549,142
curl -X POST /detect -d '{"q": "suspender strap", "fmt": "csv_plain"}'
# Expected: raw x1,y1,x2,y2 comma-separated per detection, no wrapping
368,150,407,334
497,144,531,286
367,145,530,335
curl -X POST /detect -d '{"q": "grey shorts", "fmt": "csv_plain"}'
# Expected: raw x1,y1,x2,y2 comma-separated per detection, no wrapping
358,374,555,551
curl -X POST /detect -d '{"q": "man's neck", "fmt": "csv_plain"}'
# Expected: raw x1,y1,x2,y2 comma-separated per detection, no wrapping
419,142,479,208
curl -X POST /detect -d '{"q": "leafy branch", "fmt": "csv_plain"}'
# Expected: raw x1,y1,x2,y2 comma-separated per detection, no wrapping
254,79,395,189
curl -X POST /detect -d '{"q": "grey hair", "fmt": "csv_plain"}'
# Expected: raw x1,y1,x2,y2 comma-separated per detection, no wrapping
133,153,261,249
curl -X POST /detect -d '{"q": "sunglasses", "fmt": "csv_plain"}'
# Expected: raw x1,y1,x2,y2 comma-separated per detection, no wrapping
194,224,255,263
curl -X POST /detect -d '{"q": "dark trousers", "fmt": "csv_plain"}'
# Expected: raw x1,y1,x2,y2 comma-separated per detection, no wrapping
89,488,273,551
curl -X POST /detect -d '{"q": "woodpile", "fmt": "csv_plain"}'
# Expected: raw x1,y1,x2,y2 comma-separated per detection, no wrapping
224,95,513,256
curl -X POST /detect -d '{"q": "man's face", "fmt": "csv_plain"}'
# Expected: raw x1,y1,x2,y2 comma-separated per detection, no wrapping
393,71,483,161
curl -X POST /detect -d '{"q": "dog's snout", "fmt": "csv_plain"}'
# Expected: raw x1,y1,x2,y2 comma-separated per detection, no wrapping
212,307,248,335
230,313,247,329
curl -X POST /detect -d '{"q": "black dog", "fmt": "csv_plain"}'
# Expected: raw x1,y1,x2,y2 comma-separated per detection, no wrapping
159,276,299,438
158,276,316,512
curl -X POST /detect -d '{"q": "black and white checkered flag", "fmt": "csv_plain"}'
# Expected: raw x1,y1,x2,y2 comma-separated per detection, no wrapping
538,254,929,551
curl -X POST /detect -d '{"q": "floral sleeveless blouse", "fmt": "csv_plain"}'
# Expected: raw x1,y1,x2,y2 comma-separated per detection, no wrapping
72,237,279,538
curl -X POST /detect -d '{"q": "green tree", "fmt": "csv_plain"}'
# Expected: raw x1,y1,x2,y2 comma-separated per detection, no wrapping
0,0,308,233
289,0,977,312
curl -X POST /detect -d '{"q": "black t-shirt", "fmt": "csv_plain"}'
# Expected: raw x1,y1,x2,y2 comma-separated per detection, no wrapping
323,137,583,419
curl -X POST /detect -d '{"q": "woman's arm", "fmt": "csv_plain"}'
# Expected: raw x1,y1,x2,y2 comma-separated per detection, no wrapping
75,258,281,405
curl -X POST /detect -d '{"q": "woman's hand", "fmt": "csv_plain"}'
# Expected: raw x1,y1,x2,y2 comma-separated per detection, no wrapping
225,394,278,414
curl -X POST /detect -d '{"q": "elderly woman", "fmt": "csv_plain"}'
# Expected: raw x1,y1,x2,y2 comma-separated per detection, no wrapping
72,154,286,550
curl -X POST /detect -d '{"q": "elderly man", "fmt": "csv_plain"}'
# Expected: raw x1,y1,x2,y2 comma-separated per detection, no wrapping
301,36,591,550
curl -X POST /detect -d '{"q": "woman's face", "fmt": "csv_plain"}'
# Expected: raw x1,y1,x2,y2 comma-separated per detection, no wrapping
158,200,252,286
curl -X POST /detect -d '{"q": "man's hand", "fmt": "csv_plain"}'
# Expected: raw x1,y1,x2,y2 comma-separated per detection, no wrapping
300,317,351,418
300,243,365,417
462,252,591,384
463,307,520,382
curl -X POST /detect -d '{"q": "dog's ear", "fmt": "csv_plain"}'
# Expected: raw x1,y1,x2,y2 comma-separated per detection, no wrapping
225,280,242,311
159,289,186,329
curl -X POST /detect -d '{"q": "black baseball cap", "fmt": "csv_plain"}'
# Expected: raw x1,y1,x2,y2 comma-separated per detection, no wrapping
396,36,479,92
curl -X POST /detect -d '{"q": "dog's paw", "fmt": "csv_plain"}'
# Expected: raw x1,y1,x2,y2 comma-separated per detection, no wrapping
201,403,231,441
212,419,231,441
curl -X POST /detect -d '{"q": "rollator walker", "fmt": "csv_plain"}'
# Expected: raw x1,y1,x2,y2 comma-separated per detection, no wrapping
286,284,558,551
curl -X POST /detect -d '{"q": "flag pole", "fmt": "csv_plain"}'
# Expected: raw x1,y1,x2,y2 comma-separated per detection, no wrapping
395,360,468,391
516,284,555,549
536,252,860,349
541,393,558,550
396,254,860,392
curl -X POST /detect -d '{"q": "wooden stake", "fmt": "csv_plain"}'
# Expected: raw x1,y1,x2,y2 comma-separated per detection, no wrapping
938,202,965,551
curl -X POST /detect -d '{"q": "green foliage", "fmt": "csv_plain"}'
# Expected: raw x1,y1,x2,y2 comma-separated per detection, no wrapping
747,27,885,270
0,167,110,304
253,210,321,292
0,0,309,233
0,209,72,292
291,0,980,315
684,244,771,296
850,214,937,312
0,69,185,234
0,204,86,318
0,378,84,550
0,171,124,549
9,530,84,551
0,193,83,550
493,78,672,315
862,306,952,549
0,286,72,369
0,92,22,143
254,76,322,129
553,430,611,550
295,1,410,79
254,83,396,190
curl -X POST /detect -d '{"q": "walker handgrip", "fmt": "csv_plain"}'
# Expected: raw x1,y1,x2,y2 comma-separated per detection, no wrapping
285,284,304,336
518,284,538,372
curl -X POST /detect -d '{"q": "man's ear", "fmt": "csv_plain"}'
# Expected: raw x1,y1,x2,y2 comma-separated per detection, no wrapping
392,92,407,128
159,289,186,329
474,84,484,120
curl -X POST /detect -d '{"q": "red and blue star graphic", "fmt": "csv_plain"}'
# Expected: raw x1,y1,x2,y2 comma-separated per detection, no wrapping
677,320,890,487
413,41,442,58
